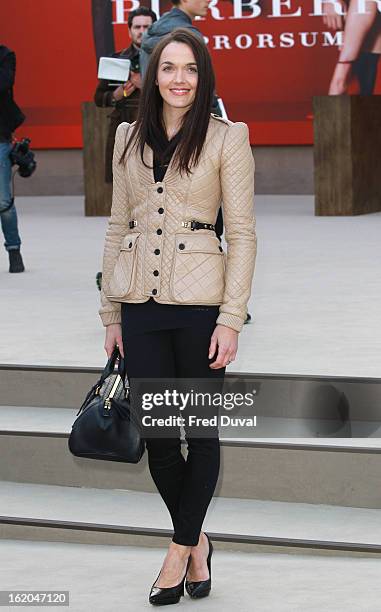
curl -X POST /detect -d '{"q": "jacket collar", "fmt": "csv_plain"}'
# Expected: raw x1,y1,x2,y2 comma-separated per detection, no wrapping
134,118,215,187
112,44,139,61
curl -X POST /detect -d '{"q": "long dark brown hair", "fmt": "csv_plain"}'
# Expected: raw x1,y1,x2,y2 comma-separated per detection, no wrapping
120,28,215,176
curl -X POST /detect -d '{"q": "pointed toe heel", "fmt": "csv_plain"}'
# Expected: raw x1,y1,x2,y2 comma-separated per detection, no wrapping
149,555,191,606
185,533,213,599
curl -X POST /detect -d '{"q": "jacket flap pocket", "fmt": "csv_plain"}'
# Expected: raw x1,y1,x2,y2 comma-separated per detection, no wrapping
175,233,223,254
121,232,141,251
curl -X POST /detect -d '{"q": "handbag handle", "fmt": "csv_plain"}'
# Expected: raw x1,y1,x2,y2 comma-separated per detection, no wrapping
100,345,126,385
76,346,127,417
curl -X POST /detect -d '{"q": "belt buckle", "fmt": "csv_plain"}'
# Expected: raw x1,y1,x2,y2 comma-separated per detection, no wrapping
181,220,196,230
181,220,212,231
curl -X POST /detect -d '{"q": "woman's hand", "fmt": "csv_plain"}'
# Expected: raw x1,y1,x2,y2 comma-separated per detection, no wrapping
104,323,124,359
208,324,238,369
322,0,346,30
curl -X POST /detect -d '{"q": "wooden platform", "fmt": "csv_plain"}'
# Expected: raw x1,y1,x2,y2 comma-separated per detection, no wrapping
313,96,381,216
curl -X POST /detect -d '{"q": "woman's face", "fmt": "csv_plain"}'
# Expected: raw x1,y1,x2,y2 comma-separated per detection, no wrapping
156,42,198,111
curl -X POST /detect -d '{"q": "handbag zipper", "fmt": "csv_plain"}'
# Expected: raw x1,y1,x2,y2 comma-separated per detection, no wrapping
104,374,122,410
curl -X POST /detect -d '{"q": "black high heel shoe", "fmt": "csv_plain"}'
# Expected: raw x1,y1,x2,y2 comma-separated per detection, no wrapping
185,532,213,599
149,554,191,606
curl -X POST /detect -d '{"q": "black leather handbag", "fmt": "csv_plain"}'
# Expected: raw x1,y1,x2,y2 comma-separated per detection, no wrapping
68,347,145,463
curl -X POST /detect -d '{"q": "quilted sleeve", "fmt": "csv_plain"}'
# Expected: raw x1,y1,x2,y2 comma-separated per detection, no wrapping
216,122,257,333
99,122,130,327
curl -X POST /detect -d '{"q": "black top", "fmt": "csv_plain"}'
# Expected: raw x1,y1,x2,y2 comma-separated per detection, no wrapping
152,126,182,183
0,46,23,140
121,128,219,335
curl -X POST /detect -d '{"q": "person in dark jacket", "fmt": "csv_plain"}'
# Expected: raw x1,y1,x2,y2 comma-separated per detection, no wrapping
94,7,156,293
140,1,206,76
94,7,157,183
0,45,25,273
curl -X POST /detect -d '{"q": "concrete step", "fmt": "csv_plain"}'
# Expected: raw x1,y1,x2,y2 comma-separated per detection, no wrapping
3,404,381,440
2,365,380,422
1,405,381,507
2,539,380,612
1,481,381,555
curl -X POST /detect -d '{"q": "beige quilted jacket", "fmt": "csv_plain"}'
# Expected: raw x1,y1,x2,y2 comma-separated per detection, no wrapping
99,114,257,332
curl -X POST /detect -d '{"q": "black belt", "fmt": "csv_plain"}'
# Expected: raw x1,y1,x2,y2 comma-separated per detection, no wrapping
181,220,215,231
129,219,215,231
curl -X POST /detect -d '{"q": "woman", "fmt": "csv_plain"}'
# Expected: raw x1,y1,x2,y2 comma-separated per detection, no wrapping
323,0,381,94
99,28,257,605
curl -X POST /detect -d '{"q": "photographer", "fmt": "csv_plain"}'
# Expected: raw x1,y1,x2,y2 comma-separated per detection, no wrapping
0,44,25,273
94,7,156,183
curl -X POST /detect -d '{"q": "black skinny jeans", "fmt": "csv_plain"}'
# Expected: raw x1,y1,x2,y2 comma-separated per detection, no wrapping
121,303,225,546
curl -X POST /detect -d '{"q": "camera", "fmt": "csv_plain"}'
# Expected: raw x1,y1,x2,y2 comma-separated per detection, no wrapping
9,137,37,178
130,56,140,73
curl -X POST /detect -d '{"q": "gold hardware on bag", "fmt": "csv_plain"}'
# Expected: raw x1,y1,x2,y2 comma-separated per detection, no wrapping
104,374,122,410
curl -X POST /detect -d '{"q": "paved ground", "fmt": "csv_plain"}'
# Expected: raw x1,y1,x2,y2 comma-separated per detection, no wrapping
1,195,381,377
0,539,380,612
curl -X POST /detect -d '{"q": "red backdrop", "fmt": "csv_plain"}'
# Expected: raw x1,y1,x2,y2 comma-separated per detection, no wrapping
1,0,380,147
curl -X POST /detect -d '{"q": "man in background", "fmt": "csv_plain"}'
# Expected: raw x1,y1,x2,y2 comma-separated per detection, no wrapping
94,6,156,183
0,44,25,273
94,7,156,292
140,0,207,76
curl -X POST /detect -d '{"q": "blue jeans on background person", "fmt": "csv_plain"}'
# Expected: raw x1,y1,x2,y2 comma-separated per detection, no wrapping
0,141,21,252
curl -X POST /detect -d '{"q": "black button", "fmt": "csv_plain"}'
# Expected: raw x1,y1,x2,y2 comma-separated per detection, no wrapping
219,246,223,252
156,228,162,235
154,248,160,255
158,207,164,214
157,187,164,194
152,288,157,295
153,270,159,276
179,243,185,250
129,242,133,248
